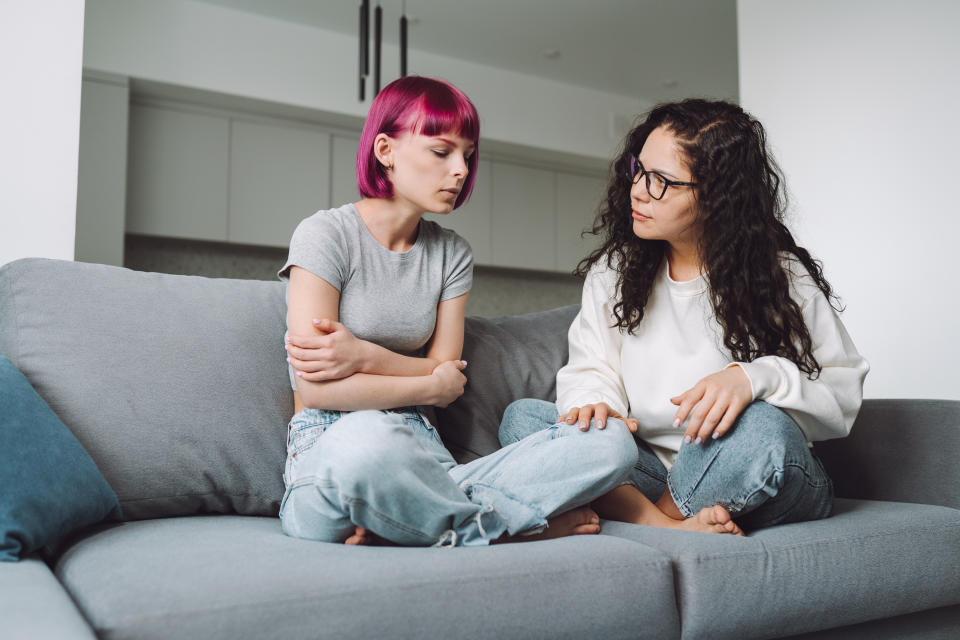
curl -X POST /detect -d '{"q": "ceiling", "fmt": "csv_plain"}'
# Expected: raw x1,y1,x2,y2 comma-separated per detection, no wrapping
194,0,739,103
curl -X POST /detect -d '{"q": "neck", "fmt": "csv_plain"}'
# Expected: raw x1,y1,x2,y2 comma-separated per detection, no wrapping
665,241,702,281
353,198,423,252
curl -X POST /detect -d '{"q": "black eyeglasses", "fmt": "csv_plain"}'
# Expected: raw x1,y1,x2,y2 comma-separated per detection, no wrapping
628,156,697,200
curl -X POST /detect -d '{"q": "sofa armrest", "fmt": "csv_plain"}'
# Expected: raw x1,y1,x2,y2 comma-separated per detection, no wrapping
815,399,960,509
0,556,96,639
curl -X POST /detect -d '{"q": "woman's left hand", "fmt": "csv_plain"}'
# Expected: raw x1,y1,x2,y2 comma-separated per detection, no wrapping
285,319,369,382
670,366,753,445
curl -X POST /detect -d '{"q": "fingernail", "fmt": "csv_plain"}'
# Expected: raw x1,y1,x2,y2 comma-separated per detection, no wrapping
312,318,320,323
566,417,575,423
593,418,601,428
284,344,290,350
460,360,468,366
579,422,587,430
694,436,702,445
684,435,692,444
296,371,303,377
712,432,720,439
286,357,291,363
673,418,681,428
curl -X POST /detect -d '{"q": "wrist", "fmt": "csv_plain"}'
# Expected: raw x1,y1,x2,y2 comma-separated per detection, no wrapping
357,340,376,374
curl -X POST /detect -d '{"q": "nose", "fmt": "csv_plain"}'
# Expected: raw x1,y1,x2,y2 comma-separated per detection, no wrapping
451,154,469,179
631,174,650,204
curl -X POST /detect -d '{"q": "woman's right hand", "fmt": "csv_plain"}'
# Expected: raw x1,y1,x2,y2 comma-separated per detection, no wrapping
430,360,468,408
560,403,639,433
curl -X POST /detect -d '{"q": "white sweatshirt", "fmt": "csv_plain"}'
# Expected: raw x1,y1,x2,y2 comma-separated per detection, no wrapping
556,257,869,469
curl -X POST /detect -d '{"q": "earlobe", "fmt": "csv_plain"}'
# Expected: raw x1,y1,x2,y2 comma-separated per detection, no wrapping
373,133,394,172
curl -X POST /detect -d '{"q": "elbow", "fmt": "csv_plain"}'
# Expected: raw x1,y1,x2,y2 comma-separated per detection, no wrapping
295,380,334,410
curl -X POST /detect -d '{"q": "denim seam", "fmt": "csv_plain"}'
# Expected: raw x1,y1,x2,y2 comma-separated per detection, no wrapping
668,444,724,518
465,481,546,534
728,460,832,515
339,495,437,543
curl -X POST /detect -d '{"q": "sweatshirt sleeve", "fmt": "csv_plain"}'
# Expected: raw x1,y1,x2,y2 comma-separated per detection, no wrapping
730,266,869,442
555,265,630,417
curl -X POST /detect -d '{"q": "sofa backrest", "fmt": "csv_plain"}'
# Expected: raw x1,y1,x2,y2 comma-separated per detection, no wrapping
0,258,577,520
0,259,291,520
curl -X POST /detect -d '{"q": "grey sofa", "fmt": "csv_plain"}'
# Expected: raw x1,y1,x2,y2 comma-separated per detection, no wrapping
1,257,959,640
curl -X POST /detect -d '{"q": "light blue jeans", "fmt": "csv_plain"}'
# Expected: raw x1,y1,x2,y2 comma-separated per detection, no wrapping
499,399,834,531
280,406,637,546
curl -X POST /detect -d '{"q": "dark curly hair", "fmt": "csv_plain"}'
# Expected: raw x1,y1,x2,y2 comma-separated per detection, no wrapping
578,99,840,377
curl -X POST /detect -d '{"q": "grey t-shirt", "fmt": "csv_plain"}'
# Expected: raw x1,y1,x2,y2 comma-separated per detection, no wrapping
278,203,473,389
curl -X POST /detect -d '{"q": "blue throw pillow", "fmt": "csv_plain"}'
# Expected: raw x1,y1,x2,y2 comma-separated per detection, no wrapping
0,355,121,561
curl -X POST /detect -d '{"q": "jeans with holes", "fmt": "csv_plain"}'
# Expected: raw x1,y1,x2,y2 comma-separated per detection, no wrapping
280,406,637,547
499,398,834,532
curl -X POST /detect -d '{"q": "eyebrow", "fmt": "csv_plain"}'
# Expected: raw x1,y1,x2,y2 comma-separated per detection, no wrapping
638,157,681,180
435,137,475,151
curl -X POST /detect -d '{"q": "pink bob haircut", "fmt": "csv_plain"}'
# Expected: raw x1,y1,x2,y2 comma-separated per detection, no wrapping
356,76,480,209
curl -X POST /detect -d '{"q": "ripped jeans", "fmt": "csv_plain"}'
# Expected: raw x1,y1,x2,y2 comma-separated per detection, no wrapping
499,399,834,532
280,407,637,547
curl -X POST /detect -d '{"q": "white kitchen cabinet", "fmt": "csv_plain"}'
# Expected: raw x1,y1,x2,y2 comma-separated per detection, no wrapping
491,162,556,271
126,105,229,242
76,76,129,266
331,134,361,208
228,120,330,247
556,172,607,273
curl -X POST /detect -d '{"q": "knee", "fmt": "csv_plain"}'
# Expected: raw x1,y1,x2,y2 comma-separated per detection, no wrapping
593,418,640,472
499,398,558,446
559,418,637,475
732,402,807,453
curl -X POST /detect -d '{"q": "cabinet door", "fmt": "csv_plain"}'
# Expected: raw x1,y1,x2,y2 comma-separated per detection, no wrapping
76,78,129,266
126,105,229,241
425,158,492,265
228,120,330,247
556,172,607,273
331,134,361,207
491,162,556,271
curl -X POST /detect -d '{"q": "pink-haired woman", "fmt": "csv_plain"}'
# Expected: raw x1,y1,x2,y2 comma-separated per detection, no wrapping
278,76,637,547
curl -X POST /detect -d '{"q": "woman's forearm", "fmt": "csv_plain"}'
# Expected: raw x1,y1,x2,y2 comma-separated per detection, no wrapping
359,340,440,377
296,371,439,411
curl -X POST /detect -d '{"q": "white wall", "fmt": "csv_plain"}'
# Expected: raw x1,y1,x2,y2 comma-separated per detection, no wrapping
82,0,646,160
0,1,85,266
738,0,960,400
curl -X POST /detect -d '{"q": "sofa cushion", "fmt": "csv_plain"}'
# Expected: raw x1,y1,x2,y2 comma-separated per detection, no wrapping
0,556,96,639
55,515,679,640
436,305,579,462
0,258,292,520
600,498,960,640
0,355,121,561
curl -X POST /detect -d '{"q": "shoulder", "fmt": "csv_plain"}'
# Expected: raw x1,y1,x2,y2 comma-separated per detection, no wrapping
583,256,620,302
421,219,473,261
293,204,357,239
778,251,827,307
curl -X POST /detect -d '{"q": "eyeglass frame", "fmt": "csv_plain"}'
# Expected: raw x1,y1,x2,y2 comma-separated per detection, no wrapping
628,155,697,200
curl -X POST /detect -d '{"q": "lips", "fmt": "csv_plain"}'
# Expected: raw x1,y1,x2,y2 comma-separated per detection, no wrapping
632,210,652,221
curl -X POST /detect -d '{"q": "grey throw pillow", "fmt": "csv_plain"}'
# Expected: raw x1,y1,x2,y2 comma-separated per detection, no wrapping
0,259,291,521
435,305,580,463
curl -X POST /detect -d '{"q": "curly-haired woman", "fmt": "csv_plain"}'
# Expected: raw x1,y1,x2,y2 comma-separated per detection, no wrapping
499,99,869,535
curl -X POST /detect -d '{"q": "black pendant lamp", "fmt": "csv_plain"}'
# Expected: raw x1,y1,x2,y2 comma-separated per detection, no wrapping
359,1,409,100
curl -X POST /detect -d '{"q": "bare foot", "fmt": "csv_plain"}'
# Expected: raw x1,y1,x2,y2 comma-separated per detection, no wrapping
594,485,744,536
496,506,601,543
343,526,392,546
677,504,745,536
